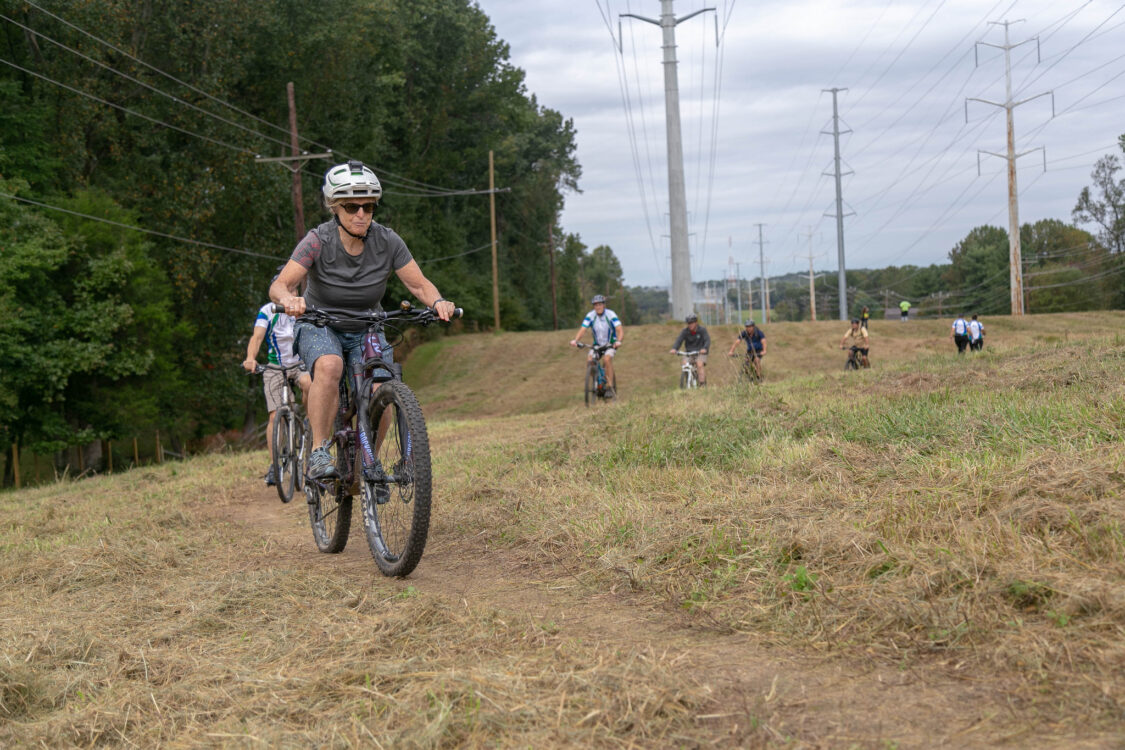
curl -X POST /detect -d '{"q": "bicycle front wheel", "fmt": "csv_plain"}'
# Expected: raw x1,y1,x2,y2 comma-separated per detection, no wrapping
845,357,858,371
361,380,432,577
273,409,297,504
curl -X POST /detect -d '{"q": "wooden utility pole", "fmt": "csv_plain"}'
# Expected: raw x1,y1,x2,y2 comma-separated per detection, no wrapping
133,437,139,466
287,82,305,243
12,442,20,490
254,84,332,241
548,222,558,330
489,150,500,330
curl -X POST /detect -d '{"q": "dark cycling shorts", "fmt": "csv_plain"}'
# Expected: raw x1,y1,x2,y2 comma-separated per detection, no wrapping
294,321,394,381
745,347,764,357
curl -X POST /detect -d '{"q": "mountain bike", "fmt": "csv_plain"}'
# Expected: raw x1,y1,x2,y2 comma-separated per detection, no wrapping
729,350,764,384
256,363,309,504
294,301,461,577
843,345,870,371
674,350,702,389
576,342,617,406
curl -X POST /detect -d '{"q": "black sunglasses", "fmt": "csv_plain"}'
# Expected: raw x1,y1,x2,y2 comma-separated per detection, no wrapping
341,202,378,215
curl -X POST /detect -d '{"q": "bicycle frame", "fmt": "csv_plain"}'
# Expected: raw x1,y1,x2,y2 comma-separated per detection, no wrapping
674,350,701,389
577,342,614,405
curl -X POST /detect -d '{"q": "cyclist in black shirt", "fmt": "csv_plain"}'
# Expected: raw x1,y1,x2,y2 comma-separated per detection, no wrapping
670,313,711,386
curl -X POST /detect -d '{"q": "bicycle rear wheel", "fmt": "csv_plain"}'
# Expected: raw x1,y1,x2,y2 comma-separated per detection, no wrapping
305,433,352,553
273,409,296,504
585,363,595,407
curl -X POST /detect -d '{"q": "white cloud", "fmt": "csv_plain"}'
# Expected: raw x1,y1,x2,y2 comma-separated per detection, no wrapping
479,0,1125,291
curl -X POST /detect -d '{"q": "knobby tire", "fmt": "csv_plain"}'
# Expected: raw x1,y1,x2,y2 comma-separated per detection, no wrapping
361,380,432,577
273,408,296,504
305,415,352,553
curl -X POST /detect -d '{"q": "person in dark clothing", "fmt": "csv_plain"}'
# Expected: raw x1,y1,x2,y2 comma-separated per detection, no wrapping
669,313,711,386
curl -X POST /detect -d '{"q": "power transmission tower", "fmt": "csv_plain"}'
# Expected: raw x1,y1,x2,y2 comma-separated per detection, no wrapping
621,1,716,321
797,227,825,322
966,19,1053,317
754,223,769,323
822,88,854,321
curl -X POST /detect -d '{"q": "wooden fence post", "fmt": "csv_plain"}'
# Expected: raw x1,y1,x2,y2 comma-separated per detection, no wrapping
155,430,163,464
12,442,19,490
108,440,113,472
133,437,139,467
77,444,85,473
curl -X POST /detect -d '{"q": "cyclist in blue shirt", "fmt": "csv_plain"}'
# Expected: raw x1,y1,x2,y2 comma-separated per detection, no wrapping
727,319,767,380
570,294,623,398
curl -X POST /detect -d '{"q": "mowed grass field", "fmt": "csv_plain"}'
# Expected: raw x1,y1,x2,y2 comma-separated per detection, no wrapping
2,311,1123,748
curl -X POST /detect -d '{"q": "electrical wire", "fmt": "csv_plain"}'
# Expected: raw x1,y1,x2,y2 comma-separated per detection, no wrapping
0,191,282,261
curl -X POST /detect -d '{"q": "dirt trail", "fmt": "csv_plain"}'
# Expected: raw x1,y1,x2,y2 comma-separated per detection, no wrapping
216,480,1113,749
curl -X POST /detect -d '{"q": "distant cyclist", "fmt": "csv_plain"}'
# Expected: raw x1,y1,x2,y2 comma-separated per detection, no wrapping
243,275,311,486
727,319,766,380
860,305,871,331
570,294,623,398
840,318,869,367
968,314,985,352
951,314,970,354
670,313,711,386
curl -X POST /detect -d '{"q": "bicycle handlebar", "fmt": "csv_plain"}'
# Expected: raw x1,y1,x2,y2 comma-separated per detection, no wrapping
575,342,616,353
672,350,702,357
278,302,464,327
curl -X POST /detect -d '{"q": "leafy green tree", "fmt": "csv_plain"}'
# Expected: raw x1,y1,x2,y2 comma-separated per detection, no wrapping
1073,148,1125,255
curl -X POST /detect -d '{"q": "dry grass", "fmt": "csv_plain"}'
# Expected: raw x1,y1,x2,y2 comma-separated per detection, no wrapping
3,312,1125,747
0,456,727,748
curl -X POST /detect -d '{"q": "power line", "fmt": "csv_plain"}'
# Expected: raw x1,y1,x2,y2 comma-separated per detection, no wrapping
18,0,476,196
0,191,282,261
0,56,256,155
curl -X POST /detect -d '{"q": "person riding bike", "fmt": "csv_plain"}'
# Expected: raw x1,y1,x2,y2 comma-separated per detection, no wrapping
840,318,869,367
727,319,767,380
243,274,312,486
270,160,456,480
569,294,623,398
670,313,711,386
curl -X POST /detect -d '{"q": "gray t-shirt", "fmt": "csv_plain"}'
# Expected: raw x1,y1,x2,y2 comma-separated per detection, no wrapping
291,220,414,331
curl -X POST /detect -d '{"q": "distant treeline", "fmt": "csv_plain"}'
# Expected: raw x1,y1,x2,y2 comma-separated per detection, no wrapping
630,215,1125,323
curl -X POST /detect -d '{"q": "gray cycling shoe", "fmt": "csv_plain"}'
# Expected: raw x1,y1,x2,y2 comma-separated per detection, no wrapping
307,444,338,480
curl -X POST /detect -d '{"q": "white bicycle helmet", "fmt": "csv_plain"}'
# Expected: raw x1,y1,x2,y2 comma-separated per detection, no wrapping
322,160,383,203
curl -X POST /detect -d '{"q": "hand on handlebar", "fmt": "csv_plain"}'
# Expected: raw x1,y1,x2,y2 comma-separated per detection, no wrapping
432,299,457,322
570,339,579,347
242,358,258,373
274,297,306,317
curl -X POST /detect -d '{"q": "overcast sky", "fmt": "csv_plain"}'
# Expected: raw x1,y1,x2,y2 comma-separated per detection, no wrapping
476,0,1125,287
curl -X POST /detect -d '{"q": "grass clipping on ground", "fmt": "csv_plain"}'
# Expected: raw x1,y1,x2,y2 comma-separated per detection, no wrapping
435,337,1125,721
0,456,709,747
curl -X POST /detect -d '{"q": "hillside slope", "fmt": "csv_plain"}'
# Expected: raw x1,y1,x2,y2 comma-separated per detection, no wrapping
405,311,1125,419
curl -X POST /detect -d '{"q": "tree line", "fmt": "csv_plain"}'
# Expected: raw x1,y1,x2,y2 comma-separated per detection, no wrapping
0,0,632,483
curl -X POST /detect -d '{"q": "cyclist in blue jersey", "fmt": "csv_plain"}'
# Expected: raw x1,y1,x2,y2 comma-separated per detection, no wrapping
243,289,311,485
727,319,767,380
570,294,623,398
